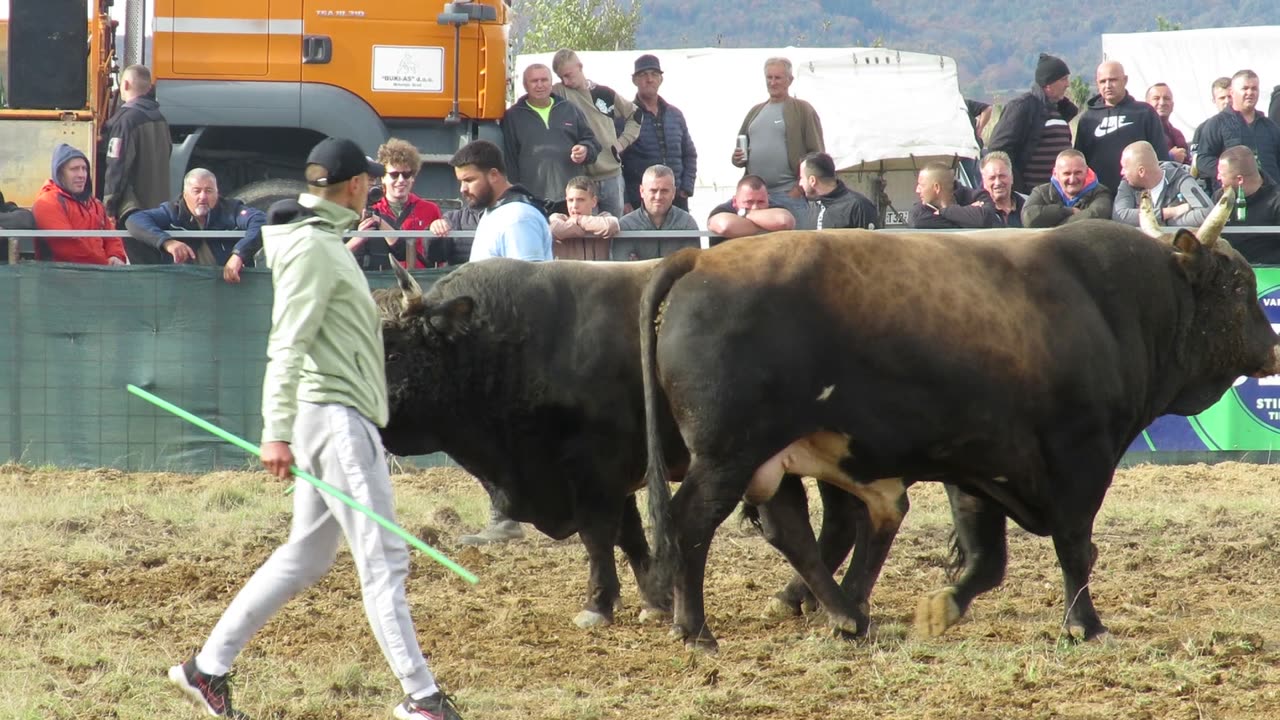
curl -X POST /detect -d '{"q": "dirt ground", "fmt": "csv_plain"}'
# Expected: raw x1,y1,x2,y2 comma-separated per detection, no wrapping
5,462,1280,719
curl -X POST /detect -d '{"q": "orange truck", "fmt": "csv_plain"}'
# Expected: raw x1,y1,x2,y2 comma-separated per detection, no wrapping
0,0,509,209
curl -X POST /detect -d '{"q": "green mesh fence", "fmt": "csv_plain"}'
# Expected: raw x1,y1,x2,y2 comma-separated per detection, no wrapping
0,263,451,471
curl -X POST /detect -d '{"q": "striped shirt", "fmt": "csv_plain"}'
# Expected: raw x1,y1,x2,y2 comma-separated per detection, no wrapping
1024,108,1073,191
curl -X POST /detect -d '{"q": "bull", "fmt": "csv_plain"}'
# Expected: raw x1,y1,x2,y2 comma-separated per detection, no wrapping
640,192,1280,652
374,258,685,628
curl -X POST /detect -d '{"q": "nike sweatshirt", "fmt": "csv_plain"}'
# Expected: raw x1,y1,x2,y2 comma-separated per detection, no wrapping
1073,93,1168,195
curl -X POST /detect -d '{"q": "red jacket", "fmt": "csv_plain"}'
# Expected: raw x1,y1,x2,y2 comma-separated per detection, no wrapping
31,179,122,264
369,193,443,268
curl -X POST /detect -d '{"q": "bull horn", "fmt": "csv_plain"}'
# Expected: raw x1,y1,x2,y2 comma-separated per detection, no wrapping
389,261,424,316
1195,189,1236,248
1138,190,1165,238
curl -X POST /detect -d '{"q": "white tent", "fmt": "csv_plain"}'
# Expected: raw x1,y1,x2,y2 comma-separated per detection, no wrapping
1102,26,1280,145
516,47,979,225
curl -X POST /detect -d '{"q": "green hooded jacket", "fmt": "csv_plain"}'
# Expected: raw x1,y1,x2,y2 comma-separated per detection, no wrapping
260,193,388,443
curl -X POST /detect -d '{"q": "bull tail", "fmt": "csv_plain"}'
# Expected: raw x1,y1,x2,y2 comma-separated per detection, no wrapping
641,248,701,597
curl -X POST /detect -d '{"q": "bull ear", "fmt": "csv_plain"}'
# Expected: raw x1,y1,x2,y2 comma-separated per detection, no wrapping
427,296,475,339
1171,228,1206,277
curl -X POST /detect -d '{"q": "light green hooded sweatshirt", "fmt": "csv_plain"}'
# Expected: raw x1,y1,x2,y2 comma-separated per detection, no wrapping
260,193,388,443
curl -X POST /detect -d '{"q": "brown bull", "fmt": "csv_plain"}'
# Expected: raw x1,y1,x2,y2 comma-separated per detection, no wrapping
640,192,1280,652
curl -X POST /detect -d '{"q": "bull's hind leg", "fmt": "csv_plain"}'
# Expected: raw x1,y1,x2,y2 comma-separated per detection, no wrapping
839,480,908,624
755,475,869,639
916,485,1008,638
668,458,754,654
617,496,671,622
771,480,863,617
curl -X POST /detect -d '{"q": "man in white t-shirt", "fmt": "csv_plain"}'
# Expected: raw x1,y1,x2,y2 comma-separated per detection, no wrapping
449,139,549,544
450,139,552,263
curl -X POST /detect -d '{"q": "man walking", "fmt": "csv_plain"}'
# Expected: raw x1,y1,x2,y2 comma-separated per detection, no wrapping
168,137,463,720
102,64,171,264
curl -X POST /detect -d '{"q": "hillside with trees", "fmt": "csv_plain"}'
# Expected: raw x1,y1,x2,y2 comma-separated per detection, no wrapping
633,0,1280,101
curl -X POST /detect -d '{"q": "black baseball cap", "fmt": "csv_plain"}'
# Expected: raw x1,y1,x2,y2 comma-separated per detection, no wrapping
306,137,385,186
634,54,662,75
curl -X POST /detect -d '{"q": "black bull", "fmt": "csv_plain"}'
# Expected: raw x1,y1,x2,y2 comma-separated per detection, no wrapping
374,259,858,628
641,196,1280,652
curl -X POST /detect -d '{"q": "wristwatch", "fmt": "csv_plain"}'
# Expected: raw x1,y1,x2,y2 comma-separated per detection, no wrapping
737,207,748,217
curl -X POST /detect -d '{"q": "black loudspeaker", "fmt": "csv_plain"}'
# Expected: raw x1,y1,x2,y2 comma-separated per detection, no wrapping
7,0,88,110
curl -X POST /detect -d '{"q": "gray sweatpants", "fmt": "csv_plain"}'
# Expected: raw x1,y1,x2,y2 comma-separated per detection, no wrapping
196,402,436,697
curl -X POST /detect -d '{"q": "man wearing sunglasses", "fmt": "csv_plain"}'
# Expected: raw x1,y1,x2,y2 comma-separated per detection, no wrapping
349,138,445,270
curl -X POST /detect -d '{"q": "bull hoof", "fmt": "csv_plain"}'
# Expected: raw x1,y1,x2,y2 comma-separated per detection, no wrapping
1063,623,1110,644
638,606,671,624
573,610,612,629
684,635,720,655
670,624,720,654
765,595,802,619
914,587,962,638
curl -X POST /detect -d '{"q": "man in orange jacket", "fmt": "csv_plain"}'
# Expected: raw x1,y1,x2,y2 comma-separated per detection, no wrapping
31,143,124,265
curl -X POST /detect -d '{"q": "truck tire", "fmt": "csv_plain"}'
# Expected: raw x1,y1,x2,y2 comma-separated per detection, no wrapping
231,179,308,212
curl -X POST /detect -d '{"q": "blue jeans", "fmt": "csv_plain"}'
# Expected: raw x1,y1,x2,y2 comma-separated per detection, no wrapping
594,175,625,217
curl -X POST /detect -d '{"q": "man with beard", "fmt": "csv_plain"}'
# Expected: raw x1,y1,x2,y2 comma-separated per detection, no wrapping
451,139,552,263
448,139,550,545
796,151,877,229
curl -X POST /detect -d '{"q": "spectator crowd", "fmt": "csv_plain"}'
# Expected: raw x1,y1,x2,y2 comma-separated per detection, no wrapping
12,50,1280,272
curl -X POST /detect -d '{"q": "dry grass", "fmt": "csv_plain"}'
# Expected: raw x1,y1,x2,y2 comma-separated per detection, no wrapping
3,463,1280,719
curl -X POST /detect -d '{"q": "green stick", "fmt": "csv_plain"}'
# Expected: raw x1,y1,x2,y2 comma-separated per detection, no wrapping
125,384,478,585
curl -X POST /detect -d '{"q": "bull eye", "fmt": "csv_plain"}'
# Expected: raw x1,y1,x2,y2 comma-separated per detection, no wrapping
387,353,402,363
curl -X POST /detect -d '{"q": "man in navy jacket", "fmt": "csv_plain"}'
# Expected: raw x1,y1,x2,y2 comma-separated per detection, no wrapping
126,168,267,282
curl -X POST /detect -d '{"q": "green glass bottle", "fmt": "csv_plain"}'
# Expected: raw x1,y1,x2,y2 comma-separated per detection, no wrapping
1237,185,1247,223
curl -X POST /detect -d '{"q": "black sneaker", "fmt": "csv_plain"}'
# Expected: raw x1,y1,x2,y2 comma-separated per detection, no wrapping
168,656,237,717
393,690,463,720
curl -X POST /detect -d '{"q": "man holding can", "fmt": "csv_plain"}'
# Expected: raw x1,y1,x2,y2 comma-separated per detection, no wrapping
730,57,824,228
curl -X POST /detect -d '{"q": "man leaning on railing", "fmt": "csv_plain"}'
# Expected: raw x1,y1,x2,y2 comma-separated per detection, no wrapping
125,168,267,283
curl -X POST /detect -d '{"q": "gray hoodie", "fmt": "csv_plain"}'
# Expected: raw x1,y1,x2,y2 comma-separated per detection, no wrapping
1112,161,1214,228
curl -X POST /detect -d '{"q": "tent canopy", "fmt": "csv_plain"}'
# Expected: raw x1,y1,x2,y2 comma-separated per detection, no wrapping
1102,26,1280,144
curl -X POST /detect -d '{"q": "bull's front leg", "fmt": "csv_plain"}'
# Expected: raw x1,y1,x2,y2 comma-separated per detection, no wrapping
1053,520,1107,641
573,500,625,629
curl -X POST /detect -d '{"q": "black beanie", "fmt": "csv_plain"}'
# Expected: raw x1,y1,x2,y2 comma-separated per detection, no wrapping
1035,53,1070,87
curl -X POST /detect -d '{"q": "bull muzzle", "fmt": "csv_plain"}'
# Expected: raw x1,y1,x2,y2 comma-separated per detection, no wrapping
1255,345,1280,378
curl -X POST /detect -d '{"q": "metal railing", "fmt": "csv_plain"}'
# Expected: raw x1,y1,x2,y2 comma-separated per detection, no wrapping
8,225,1280,265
